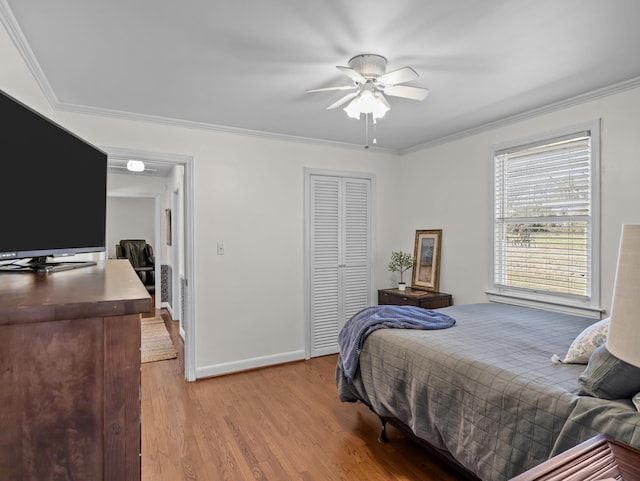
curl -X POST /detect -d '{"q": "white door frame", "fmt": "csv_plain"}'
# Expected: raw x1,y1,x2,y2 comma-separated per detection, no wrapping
172,187,184,338
105,147,196,381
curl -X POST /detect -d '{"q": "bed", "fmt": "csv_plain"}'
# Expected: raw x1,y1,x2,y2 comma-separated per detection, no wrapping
335,302,640,481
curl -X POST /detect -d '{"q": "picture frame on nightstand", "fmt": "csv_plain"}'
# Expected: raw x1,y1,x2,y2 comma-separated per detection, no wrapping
412,229,442,292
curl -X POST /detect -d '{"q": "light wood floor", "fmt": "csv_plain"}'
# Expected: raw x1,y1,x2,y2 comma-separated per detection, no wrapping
141,311,464,481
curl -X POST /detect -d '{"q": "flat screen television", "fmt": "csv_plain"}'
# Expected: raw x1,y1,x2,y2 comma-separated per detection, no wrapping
0,89,107,273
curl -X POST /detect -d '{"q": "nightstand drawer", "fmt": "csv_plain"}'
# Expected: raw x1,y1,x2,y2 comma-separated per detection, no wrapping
418,296,452,309
378,288,452,309
379,291,417,306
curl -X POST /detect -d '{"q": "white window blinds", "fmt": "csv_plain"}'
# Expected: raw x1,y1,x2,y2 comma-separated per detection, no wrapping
494,131,594,300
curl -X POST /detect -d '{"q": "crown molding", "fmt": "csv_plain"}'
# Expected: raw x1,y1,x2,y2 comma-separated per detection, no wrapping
0,0,59,106
54,101,399,154
401,76,640,155
41,74,640,157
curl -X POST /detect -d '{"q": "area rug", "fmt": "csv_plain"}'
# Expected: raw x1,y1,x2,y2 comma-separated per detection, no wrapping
141,317,178,363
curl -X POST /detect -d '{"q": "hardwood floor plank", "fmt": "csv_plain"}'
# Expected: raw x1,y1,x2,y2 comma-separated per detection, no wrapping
141,311,463,481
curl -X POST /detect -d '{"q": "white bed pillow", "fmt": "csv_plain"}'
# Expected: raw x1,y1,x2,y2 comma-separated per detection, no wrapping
551,317,610,364
633,392,640,411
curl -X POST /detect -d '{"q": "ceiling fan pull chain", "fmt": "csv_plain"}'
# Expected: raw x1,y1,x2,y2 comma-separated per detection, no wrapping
373,117,377,145
365,112,370,149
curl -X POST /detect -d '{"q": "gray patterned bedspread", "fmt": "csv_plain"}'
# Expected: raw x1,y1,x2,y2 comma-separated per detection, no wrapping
335,302,640,481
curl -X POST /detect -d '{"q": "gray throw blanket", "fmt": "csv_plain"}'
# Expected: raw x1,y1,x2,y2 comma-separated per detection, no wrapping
338,305,456,380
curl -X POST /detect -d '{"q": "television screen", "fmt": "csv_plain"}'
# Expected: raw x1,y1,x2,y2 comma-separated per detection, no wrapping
0,89,107,272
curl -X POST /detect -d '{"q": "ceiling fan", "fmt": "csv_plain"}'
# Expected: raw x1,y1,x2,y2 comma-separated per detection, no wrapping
306,54,429,119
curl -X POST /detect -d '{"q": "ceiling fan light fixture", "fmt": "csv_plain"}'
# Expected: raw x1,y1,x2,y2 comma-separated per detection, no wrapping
126,159,145,172
370,92,390,118
343,89,390,120
343,97,362,120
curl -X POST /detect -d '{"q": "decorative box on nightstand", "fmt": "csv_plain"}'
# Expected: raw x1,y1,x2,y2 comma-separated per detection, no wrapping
378,288,452,309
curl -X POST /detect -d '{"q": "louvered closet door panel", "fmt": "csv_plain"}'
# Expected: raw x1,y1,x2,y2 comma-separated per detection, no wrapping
309,174,372,357
310,177,341,356
341,178,372,331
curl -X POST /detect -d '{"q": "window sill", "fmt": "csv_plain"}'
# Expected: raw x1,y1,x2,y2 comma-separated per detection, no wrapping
485,290,605,319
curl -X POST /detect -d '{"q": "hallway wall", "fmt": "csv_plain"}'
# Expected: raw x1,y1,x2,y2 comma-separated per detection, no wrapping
106,196,155,259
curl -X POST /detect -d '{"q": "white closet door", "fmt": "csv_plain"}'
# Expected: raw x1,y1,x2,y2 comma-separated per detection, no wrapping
308,174,372,357
342,178,372,327
309,176,340,356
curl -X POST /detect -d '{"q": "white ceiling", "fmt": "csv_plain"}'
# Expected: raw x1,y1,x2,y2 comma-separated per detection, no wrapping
4,0,640,156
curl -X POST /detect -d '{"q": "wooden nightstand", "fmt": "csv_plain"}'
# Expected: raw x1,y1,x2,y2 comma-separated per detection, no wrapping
378,288,452,309
510,434,640,480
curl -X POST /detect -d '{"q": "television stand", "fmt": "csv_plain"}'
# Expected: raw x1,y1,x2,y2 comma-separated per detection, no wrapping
0,257,97,273
0,260,148,480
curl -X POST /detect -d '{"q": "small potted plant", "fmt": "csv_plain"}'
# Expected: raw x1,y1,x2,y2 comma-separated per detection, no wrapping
388,251,415,291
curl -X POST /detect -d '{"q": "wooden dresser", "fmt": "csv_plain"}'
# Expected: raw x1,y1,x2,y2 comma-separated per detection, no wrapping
0,259,150,481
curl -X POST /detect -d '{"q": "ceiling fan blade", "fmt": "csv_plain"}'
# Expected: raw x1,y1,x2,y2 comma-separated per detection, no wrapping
383,85,429,101
306,84,355,93
378,66,419,85
327,91,359,110
336,66,366,83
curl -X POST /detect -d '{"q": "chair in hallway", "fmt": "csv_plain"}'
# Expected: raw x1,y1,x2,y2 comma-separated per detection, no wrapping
116,239,155,294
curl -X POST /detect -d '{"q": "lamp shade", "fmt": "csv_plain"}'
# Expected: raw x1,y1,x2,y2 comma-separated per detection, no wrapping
606,224,640,367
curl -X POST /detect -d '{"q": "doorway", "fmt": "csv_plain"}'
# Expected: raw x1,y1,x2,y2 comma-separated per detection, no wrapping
107,194,160,308
105,147,196,381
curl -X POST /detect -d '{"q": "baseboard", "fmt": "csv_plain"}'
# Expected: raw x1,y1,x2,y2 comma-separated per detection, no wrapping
195,349,306,379
161,302,174,318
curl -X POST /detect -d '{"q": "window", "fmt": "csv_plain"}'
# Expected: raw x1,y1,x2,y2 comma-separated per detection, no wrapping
490,121,601,317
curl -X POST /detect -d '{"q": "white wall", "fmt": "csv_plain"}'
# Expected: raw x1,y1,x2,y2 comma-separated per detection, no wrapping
399,88,640,312
106,197,155,258
167,165,185,280
107,173,169,261
1,19,402,376
95,129,400,374
4,17,639,377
